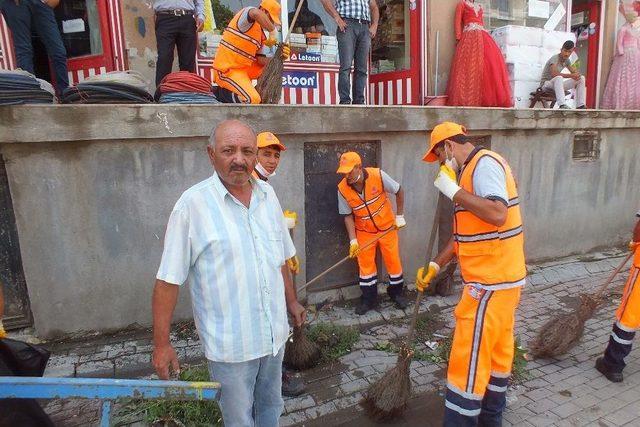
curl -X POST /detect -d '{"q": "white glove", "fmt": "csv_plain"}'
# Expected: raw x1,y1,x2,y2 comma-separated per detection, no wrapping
395,215,406,228
434,164,461,200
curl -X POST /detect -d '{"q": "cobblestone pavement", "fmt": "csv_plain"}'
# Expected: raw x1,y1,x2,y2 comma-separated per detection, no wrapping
12,249,639,426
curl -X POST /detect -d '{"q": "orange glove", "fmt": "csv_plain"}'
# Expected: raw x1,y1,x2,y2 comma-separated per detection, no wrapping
0,320,6,339
287,256,300,274
281,44,291,60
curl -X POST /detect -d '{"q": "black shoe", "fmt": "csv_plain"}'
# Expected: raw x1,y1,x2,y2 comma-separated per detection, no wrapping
595,357,623,383
282,370,305,397
577,105,586,109
559,104,570,109
355,298,377,315
390,294,409,310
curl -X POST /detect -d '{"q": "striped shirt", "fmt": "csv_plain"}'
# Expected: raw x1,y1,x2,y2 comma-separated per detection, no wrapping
156,173,295,363
336,0,371,21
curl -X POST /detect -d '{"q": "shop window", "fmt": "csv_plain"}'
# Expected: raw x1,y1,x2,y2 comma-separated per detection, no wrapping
572,130,600,161
55,0,103,59
371,0,410,74
477,0,570,31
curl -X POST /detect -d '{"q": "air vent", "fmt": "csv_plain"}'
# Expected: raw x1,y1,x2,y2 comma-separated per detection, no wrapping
572,131,600,161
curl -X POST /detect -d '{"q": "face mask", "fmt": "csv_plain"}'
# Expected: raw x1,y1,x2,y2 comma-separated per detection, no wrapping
444,144,460,172
255,162,276,178
350,172,361,184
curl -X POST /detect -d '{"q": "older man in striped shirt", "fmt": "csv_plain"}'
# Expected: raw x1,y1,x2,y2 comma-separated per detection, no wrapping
152,119,306,427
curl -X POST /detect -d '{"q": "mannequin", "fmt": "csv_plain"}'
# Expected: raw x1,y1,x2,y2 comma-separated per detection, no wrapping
601,10,640,109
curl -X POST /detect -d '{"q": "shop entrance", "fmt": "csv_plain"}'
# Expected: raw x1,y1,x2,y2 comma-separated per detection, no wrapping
571,0,602,108
369,0,421,105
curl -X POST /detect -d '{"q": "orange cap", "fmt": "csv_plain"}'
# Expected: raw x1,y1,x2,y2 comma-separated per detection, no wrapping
423,121,467,162
257,131,286,150
260,0,282,26
336,151,362,174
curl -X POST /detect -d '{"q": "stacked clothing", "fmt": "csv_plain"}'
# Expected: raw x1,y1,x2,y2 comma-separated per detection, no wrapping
61,71,154,104
0,70,56,105
156,71,219,104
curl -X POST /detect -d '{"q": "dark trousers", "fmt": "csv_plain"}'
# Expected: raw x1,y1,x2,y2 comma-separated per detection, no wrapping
336,18,370,104
0,0,68,93
603,322,636,373
155,14,197,86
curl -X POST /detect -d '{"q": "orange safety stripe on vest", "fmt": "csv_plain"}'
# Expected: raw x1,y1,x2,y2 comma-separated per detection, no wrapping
213,7,265,73
338,168,396,234
453,149,527,289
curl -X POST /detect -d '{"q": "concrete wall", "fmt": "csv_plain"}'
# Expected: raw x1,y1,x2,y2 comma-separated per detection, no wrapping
0,105,638,338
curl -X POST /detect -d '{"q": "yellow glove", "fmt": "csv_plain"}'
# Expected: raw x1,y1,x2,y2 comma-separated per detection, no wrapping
265,31,278,47
630,241,639,252
281,44,291,60
0,320,6,339
415,262,440,292
287,256,300,274
284,210,298,229
434,164,461,200
349,239,360,258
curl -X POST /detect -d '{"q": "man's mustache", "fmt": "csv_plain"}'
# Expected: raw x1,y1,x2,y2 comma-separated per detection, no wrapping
230,164,248,172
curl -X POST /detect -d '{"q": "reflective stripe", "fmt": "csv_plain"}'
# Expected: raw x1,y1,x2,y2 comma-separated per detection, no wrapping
352,194,382,211
454,197,519,213
219,40,256,61
611,332,634,345
499,225,524,240
360,272,377,280
447,383,483,401
216,71,252,103
454,225,523,243
389,278,404,285
360,200,387,220
444,400,482,417
486,384,508,392
225,26,262,48
616,321,639,333
465,278,526,291
467,290,493,393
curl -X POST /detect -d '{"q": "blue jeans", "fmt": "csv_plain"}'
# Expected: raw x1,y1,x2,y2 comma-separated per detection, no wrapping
336,18,370,104
0,0,69,93
207,347,284,427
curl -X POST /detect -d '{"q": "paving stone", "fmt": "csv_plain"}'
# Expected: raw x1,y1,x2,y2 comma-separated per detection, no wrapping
304,401,338,420
339,378,369,395
550,401,582,418
284,394,315,413
75,360,114,377
280,410,309,426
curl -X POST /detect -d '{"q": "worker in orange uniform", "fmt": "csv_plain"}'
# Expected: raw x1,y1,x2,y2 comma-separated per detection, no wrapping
337,152,408,315
595,211,640,383
253,131,305,397
212,0,290,104
416,122,526,427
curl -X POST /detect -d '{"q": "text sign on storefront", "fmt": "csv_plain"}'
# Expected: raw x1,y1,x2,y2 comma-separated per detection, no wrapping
291,52,322,63
282,71,318,89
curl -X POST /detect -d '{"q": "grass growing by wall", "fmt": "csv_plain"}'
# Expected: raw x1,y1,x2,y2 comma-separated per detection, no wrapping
307,322,360,363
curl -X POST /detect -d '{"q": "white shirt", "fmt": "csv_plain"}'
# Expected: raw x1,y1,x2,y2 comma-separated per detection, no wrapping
156,173,295,363
472,157,508,204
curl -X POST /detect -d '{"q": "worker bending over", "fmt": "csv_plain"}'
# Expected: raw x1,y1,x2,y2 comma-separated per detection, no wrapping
213,0,290,104
416,122,526,426
337,152,408,315
595,211,640,383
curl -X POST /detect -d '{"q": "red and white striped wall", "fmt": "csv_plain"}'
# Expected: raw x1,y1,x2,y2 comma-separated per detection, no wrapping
0,15,15,70
369,77,414,105
67,67,109,85
107,0,126,72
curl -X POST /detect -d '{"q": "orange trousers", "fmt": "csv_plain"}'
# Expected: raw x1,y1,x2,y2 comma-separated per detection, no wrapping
213,63,263,104
355,228,403,287
444,286,521,425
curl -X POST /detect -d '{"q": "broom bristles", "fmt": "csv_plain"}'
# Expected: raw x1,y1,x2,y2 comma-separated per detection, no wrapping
283,325,321,370
529,294,599,359
256,46,285,104
360,348,412,421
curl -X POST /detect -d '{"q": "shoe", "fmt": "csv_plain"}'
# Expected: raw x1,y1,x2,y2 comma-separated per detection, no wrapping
558,104,570,109
390,294,409,310
282,370,305,397
595,357,623,383
577,105,586,109
355,298,377,315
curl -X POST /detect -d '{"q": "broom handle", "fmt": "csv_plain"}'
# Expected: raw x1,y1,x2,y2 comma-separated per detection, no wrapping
593,251,634,299
406,196,443,346
284,0,305,44
297,226,398,294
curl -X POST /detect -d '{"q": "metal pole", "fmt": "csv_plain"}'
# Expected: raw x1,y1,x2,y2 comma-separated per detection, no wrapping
434,30,440,96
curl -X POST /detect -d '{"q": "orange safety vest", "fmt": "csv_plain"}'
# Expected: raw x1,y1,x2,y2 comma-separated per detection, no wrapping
338,168,396,234
454,149,527,289
213,7,265,73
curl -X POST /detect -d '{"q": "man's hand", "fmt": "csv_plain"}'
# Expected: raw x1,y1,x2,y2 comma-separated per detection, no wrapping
369,23,377,38
196,17,204,32
630,241,639,252
571,72,581,81
395,215,406,229
0,319,6,339
288,301,306,327
265,31,278,47
434,164,461,200
281,43,291,60
336,16,347,32
287,255,300,274
349,239,360,258
415,262,440,292
152,343,180,380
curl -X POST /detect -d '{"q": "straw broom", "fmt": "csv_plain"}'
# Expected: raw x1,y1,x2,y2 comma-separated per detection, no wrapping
361,199,442,420
529,251,633,359
284,226,399,370
256,0,305,104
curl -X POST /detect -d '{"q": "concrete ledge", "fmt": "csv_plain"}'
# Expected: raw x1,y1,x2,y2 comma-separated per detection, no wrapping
1,105,640,143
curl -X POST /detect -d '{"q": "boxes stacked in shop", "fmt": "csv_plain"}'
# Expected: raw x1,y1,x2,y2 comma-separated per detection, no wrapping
321,35,338,63
492,25,576,108
289,33,307,50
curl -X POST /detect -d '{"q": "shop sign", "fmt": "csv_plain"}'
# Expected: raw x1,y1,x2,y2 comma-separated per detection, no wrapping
282,71,318,88
291,52,322,63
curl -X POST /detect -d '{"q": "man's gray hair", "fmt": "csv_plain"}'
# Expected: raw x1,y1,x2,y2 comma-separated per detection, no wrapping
208,119,256,147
